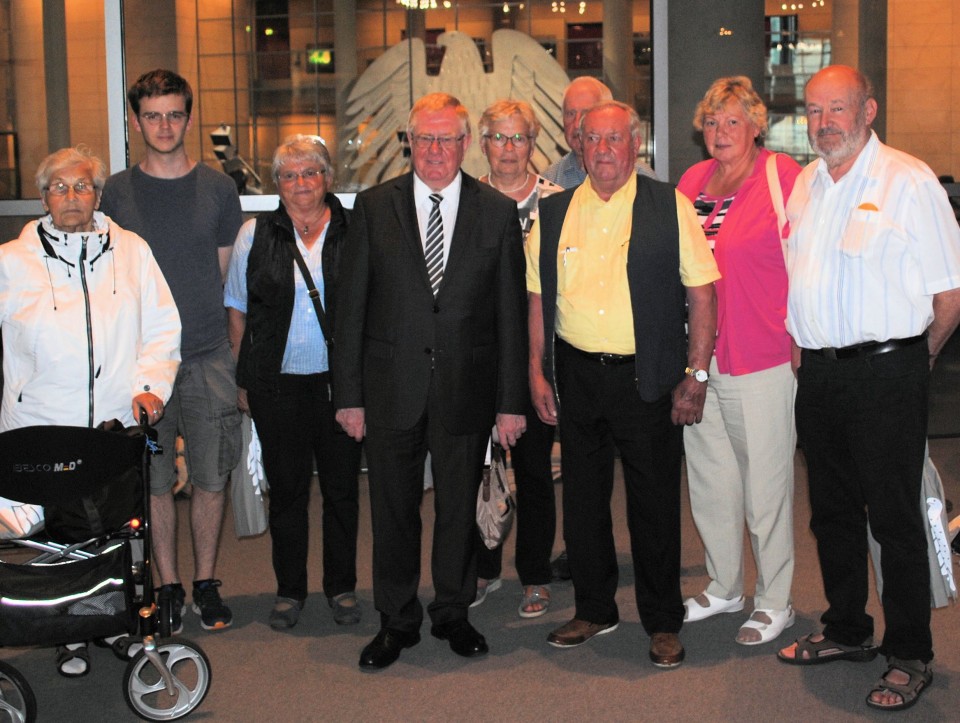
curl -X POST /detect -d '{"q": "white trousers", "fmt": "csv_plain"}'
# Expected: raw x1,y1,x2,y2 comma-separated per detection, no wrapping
684,359,797,610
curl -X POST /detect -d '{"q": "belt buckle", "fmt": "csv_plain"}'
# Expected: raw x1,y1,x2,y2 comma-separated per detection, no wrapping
598,353,615,365
822,348,838,361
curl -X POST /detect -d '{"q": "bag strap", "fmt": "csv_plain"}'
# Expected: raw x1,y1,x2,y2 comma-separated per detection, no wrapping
289,241,333,346
766,152,788,261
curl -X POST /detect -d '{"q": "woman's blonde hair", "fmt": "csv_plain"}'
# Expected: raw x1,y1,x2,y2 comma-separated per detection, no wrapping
692,76,768,137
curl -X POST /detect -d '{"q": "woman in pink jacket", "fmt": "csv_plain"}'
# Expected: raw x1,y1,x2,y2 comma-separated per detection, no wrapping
677,77,801,646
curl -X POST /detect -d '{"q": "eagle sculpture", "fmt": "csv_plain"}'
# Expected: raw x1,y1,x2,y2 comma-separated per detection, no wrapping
338,29,570,189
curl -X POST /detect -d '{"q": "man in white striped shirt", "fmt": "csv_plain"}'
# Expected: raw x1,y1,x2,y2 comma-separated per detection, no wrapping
777,65,960,711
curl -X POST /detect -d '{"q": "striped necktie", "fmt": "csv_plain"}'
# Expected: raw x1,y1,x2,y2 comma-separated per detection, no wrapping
424,193,444,295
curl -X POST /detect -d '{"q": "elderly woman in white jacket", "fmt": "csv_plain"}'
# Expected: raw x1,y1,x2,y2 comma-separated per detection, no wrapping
0,145,181,676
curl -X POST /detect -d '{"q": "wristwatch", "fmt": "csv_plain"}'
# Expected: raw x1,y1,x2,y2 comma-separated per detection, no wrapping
685,366,709,383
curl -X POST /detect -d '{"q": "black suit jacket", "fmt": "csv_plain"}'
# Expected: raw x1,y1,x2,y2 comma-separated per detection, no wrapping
333,171,527,434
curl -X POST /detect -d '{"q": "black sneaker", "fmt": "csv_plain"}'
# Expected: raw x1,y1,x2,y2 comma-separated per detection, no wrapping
157,583,185,635
192,579,233,631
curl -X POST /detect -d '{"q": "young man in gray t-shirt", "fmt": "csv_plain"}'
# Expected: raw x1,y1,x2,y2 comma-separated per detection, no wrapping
100,69,242,634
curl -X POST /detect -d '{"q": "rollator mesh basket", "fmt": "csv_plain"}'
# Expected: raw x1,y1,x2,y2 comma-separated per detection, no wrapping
0,541,136,647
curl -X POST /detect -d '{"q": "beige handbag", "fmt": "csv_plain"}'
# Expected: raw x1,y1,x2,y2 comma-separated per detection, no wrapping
476,439,515,550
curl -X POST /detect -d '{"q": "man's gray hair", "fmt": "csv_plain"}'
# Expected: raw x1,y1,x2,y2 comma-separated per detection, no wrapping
578,100,644,141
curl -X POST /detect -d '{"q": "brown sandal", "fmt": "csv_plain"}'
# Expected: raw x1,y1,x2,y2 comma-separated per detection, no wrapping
777,633,878,666
865,657,932,711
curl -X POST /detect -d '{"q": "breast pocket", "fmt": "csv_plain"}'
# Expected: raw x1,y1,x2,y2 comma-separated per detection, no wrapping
840,209,903,259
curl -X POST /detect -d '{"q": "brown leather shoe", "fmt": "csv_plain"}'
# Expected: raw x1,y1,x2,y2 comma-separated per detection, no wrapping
547,618,619,648
649,632,685,668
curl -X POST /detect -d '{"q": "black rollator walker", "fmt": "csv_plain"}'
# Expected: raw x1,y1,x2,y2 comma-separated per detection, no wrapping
0,417,211,722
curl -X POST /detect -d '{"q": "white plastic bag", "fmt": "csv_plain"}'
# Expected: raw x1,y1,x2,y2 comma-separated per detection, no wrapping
230,417,268,538
0,495,44,539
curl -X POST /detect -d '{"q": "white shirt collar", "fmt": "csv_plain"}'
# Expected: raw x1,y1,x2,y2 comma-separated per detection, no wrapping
413,171,462,208
814,130,879,187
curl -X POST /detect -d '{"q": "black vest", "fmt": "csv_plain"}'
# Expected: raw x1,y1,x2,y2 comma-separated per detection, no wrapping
537,175,686,403
236,195,349,395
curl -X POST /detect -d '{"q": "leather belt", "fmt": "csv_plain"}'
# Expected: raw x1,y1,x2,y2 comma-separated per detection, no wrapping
557,338,635,366
807,334,926,361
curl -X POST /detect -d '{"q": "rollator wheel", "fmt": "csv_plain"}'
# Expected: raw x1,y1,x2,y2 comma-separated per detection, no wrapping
123,638,211,721
0,660,36,723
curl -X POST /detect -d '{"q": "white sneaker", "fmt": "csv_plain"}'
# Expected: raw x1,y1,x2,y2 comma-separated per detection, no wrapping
736,606,795,646
683,591,745,622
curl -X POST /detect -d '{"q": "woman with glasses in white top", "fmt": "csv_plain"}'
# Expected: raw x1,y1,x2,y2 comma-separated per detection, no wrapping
0,146,181,676
472,100,563,618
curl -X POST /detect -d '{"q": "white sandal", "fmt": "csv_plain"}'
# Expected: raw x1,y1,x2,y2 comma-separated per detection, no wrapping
518,585,551,619
683,591,744,622
736,606,795,646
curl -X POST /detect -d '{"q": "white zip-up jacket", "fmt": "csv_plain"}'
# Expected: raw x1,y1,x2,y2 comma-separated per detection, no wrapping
0,211,181,431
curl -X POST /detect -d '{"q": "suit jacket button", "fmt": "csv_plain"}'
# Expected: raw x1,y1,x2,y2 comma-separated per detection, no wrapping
424,347,432,355
433,304,440,313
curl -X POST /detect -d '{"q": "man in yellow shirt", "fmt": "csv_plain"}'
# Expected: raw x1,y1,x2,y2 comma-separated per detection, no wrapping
527,101,719,668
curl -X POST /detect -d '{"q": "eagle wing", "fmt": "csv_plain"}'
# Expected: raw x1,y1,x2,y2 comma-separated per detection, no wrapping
339,29,570,188
338,38,428,189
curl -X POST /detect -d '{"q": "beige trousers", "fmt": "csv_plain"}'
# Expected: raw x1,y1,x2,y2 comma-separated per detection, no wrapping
684,359,797,611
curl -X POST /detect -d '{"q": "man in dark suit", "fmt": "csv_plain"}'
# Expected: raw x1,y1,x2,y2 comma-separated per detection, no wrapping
334,93,528,671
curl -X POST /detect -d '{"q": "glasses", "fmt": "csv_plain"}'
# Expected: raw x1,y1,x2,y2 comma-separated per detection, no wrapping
411,134,464,150
582,132,630,147
277,168,326,184
44,180,97,196
139,111,189,125
483,133,531,148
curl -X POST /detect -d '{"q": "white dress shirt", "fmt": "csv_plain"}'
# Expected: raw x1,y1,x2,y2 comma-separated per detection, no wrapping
413,171,462,269
786,131,960,349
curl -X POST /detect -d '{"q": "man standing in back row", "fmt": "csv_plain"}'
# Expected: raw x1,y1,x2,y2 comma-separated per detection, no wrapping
543,76,658,190
777,65,960,712
100,69,243,634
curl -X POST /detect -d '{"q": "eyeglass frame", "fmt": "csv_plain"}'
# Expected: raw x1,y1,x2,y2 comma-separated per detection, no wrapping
482,132,533,148
138,110,190,125
276,167,327,184
43,180,99,196
410,134,466,151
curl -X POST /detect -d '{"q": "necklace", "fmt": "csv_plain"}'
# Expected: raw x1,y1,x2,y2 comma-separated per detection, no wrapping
292,207,327,236
489,172,530,195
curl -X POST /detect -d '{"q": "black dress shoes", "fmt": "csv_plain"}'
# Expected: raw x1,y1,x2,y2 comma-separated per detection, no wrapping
359,628,420,670
430,619,489,658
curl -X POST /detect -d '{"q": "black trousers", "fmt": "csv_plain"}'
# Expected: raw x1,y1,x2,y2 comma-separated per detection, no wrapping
364,377,488,632
249,373,361,602
476,405,556,586
555,341,684,634
796,341,932,662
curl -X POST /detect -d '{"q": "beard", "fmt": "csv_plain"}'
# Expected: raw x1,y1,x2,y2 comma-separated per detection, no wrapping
809,111,870,168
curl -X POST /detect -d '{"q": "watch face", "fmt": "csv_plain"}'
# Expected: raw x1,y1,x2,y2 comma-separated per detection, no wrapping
695,369,709,382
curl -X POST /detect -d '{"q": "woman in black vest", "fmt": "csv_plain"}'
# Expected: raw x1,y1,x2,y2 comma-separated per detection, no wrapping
224,135,361,630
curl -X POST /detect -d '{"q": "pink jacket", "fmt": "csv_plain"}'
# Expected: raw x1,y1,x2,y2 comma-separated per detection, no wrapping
677,149,801,375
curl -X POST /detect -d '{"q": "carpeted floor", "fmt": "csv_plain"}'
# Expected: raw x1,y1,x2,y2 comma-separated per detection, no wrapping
3,440,959,722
